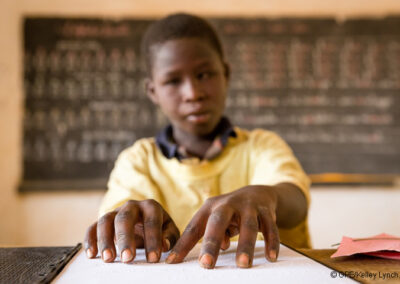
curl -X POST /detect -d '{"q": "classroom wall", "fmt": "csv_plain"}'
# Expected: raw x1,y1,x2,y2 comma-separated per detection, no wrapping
1,0,400,248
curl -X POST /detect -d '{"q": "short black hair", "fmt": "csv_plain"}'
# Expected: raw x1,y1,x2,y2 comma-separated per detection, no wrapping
141,13,224,76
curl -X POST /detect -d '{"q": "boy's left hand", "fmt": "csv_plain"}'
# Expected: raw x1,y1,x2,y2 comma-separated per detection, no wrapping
165,185,280,268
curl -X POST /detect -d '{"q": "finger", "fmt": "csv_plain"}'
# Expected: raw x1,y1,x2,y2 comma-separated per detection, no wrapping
220,233,230,251
221,222,240,250
97,211,117,263
114,202,139,263
259,207,280,262
84,222,98,258
166,207,210,264
236,210,259,268
140,199,163,263
161,219,180,252
200,207,234,269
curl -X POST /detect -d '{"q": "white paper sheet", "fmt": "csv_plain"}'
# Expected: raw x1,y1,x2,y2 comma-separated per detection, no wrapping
54,241,353,284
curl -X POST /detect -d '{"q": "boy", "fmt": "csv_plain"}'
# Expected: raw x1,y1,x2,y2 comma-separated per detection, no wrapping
84,13,311,269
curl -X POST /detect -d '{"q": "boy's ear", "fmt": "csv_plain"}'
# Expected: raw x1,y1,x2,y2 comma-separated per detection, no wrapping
144,78,159,105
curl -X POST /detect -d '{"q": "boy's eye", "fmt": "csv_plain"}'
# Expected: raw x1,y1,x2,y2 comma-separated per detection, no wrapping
164,78,181,85
197,71,215,80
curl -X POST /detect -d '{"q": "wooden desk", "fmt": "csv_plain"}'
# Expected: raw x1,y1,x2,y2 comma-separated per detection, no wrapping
298,248,400,284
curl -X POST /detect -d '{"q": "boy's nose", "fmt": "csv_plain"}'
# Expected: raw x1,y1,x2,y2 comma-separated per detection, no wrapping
181,78,205,101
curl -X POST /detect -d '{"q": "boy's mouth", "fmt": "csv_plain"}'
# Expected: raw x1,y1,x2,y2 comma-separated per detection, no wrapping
186,112,211,124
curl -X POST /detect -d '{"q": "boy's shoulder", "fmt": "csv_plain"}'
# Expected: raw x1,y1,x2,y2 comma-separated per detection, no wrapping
118,137,157,161
233,127,293,157
234,127,286,147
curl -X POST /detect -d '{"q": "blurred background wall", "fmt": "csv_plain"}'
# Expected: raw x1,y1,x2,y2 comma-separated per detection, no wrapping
1,0,400,248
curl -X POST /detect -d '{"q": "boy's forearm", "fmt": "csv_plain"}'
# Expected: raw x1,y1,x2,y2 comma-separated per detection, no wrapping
268,182,308,229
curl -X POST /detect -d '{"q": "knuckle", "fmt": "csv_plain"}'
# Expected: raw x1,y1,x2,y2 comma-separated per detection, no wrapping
142,199,159,208
98,213,113,225
202,237,220,252
124,200,137,208
242,195,255,206
268,230,279,241
144,217,161,228
115,210,132,223
204,196,216,207
84,235,94,248
115,232,131,243
145,236,159,247
97,239,109,250
238,243,254,255
208,210,226,225
242,217,259,232
267,230,280,245
258,206,273,217
183,223,201,238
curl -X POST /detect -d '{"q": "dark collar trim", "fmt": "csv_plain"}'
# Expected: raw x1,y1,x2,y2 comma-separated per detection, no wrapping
155,117,236,160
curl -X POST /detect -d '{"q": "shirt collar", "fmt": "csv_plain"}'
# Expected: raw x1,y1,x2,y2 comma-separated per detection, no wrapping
155,116,237,161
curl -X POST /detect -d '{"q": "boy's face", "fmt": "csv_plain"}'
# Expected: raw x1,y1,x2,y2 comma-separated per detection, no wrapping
146,38,229,137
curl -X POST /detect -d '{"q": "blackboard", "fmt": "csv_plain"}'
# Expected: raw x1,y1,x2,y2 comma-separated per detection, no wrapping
21,17,400,191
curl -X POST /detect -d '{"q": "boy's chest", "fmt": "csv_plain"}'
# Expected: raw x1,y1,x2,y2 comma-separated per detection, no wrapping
153,153,249,208
153,165,249,232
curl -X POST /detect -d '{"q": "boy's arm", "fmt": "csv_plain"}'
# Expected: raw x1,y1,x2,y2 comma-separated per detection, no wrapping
270,182,307,229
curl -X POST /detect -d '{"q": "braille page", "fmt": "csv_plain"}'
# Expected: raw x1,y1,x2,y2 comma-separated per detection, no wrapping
54,241,354,284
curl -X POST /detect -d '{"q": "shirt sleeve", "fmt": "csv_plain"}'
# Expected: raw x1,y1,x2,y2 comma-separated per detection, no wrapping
98,139,163,218
248,129,311,206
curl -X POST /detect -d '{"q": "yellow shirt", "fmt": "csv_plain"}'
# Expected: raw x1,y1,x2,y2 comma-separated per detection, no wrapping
99,127,312,248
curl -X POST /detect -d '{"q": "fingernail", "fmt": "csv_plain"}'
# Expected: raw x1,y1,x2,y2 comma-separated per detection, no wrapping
166,252,177,264
121,249,133,263
164,239,170,251
269,250,277,261
237,253,250,268
102,249,113,262
148,251,159,263
86,248,95,258
199,254,214,269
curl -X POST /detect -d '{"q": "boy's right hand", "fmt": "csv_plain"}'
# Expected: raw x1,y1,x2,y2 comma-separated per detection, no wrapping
84,199,180,263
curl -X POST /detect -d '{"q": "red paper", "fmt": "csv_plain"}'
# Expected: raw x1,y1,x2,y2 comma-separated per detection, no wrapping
331,233,400,260
364,251,400,260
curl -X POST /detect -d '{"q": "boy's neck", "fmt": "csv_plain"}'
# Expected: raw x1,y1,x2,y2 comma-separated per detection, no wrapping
172,127,218,159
